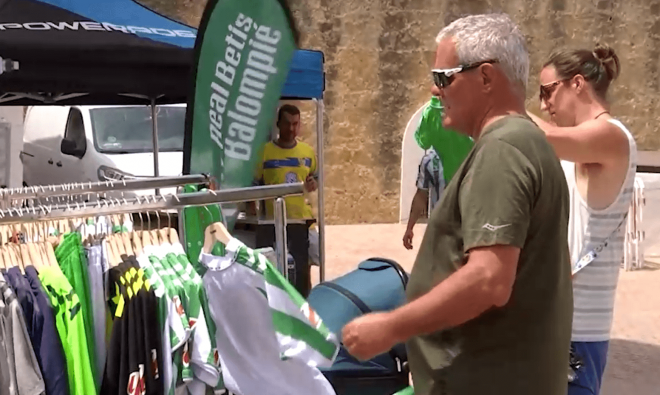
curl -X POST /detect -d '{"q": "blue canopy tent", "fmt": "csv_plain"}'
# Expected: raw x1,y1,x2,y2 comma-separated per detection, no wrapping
0,0,325,106
0,0,328,277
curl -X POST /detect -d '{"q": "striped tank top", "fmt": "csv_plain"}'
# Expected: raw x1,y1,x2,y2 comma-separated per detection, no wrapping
561,119,637,342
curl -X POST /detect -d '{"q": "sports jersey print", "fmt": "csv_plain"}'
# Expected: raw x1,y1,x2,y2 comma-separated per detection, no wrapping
122,259,163,395
55,232,98,384
39,266,96,395
103,261,164,395
102,264,133,395
171,243,220,369
255,141,318,219
136,253,189,395
200,237,338,395
147,244,220,394
142,250,193,384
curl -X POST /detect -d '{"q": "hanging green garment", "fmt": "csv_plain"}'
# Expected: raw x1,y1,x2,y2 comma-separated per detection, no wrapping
414,96,474,184
392,386,415,395
181,184,226,276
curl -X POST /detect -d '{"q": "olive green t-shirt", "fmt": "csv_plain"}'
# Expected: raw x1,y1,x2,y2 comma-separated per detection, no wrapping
406,115,573,395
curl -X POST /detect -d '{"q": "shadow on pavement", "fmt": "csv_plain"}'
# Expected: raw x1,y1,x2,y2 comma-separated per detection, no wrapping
602,339,660,395
639,261,660,271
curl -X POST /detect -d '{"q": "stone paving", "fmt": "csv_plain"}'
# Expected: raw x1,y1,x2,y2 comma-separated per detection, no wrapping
315,223,660,395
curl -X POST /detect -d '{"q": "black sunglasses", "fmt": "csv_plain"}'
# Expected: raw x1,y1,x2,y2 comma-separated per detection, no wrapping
432,59,499,88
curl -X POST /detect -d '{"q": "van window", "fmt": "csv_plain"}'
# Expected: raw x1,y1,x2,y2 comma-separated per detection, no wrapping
89,106,185,154
62,108,87,156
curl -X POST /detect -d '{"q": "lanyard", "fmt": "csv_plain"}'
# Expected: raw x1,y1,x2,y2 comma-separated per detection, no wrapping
572,212,628,277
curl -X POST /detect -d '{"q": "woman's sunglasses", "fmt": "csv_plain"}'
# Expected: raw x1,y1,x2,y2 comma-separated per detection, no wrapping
539,80,566,102
432,59,498,89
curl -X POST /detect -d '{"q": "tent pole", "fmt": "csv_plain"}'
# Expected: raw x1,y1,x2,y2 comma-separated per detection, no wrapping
316,98,325,282
150,98,160,195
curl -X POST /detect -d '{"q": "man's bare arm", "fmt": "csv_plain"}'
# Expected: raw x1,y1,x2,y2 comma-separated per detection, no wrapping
406,190,428,231
528,112,628,164
389,245,519,342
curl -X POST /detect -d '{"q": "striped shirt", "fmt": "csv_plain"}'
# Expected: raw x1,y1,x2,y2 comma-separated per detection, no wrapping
562,119,637,342
416,149,445,210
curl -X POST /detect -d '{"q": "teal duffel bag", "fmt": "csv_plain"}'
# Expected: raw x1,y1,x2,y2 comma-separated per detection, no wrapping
308,257,410,395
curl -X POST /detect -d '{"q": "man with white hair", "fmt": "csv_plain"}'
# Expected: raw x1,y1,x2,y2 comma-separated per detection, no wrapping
343,13,573,395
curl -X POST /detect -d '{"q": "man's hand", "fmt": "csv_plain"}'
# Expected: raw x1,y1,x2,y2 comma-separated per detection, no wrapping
403,228,414,250
342,312,399,361
304,175,318,192
246,201,258,216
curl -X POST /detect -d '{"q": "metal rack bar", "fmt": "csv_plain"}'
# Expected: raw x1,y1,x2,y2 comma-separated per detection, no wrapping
315,98,326,282
151,98,161,195
0,183,304,225
0,174,211,200
273,197,288,275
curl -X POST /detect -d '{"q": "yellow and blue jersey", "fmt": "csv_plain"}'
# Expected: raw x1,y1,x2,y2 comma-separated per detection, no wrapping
255,141,317,219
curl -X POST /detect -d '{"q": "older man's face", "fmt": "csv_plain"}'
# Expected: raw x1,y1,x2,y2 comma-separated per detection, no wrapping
432,38,483,136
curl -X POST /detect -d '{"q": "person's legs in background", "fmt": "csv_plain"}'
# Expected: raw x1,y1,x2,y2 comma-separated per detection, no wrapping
308,227,320,267
568,341,610,395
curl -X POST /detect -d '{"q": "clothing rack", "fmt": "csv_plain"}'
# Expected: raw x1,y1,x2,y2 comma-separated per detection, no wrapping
0,183,302,275
0,174,211,206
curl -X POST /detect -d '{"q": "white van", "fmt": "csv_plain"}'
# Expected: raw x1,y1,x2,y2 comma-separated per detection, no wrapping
21,104,186,197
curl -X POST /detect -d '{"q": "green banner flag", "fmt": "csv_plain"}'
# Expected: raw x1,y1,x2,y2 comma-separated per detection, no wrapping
183,0,299,230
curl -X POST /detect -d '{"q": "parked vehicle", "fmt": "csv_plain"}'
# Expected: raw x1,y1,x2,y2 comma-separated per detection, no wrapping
21,104,186,197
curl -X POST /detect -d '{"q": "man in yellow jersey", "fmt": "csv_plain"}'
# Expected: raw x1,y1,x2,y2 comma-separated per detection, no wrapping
253,104,320,266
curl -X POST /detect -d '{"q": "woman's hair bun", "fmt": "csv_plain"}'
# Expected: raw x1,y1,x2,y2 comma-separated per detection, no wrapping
593,43,620,82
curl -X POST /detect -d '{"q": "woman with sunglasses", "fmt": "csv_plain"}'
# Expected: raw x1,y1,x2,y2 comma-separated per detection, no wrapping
529,44,637,395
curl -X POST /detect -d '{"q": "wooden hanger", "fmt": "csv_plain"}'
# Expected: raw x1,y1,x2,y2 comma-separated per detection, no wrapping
115,232,126,257
132,229,143,257
6,244,17,269
4,245,14,270
203,222,232,254
0,246,6,270
168,221,180,246
15,244,27,274
36,243,49,268
0,226,6,246
27,241,44,270
44,242,58,268
141,227,152,249
149,225,162,247
106,235,120,267
158,226,170,245
1,246,11,270
121,232,134,257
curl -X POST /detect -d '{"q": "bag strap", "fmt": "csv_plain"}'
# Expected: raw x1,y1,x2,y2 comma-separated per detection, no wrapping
572,211,628,276
320,282,370,314
363,257,409,288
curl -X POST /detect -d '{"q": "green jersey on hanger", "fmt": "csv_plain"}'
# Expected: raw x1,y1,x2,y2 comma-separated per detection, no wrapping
137,253,189,395
55,232,98,385
39,266,96,395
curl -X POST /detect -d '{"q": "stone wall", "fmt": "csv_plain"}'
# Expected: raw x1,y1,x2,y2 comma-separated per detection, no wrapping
141,0,660,224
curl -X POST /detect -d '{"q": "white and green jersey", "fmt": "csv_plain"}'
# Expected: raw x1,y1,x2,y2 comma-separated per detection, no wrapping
143,244,221,395
199,237,339,395
137,253,189,395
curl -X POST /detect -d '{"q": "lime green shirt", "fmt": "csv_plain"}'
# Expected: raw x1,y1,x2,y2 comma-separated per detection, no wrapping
39,266,96,395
